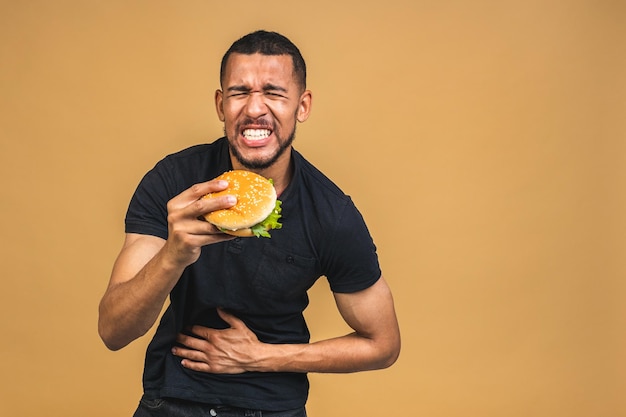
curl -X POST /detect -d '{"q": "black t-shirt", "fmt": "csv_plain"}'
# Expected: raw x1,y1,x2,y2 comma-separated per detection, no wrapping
125,138,381,411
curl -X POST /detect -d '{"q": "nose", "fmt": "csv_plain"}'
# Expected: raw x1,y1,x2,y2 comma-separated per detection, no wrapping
244,92,268,118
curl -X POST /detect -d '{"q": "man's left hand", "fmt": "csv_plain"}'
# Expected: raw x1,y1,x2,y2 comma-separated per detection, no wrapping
172,308,262,374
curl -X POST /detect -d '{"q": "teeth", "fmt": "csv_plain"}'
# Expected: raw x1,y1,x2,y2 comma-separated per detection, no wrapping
243,129,271,140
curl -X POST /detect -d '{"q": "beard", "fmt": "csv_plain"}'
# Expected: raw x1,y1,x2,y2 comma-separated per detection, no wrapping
227,124,297,170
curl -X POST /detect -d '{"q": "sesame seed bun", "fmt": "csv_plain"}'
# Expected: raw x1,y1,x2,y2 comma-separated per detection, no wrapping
202,170,277,236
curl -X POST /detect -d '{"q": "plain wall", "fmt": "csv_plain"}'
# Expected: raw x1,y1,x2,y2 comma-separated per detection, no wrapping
1,1,624,416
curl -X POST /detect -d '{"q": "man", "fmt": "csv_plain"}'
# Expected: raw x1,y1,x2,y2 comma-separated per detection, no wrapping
99,30,400,417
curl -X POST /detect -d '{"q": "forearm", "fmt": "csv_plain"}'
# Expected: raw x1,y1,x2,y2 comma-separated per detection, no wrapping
253,332,400,374
266,279,400,373
98,246,184,350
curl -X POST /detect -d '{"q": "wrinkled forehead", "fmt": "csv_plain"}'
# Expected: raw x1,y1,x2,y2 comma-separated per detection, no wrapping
221,53,299,89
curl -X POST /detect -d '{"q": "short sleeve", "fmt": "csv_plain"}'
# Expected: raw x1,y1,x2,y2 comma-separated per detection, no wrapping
321,199,381,293
125,159,175,240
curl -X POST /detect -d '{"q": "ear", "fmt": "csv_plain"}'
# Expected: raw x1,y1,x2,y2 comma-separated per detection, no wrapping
296,90,312,123
215,89,225,122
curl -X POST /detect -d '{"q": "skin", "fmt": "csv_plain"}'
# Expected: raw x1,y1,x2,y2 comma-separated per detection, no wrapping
98,52,401,374
216,53,312,194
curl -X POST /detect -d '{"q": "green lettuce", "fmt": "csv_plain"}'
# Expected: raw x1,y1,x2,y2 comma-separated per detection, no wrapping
250,199,282,238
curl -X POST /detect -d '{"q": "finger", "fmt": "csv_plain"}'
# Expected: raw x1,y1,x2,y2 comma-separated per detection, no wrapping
168,179,230,211
180,359,213,373
185,193,237,221
176,331,209,348
166,214,233,249
216,308,245,328
177,353,244,374
187,180,230,201
171,345,214,372
171,344,206,362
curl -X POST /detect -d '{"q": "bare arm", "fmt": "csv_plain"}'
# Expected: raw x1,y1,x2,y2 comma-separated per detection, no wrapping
98,233,176,351
173,275,401,373
98,180,236,351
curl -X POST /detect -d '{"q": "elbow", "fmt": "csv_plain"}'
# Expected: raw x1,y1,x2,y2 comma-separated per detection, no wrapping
98,321,125,351
100,336,126,352
375,329,401,369
99,329,134,352
98,316,148,351
97,298,143,351
380,338,401,369
360,334,401,371
98,311,134,351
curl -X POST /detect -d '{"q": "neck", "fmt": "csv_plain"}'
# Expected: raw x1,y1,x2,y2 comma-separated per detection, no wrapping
229,152,293,196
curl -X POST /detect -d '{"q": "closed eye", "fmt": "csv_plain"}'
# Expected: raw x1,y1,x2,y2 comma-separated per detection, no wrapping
225,84,289,99
264,83,288,97
226,85,250,98
266,91,287,98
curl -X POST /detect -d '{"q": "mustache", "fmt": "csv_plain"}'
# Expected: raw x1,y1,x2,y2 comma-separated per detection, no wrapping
238,117,274,129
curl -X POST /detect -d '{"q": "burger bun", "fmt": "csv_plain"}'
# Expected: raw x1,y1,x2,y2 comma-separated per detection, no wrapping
202,170,277,236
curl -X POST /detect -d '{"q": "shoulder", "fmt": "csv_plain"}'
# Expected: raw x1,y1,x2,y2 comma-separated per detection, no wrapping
292,149,350,203
289,149,363,236
158,139,227,170
149,138,230,186
130,138,229,206
125,138,229,239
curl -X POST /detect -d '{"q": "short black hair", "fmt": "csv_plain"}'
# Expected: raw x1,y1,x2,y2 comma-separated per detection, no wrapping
220,30,307,90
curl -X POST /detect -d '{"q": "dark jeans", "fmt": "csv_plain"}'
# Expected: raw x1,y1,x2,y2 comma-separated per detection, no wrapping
133,397,307,417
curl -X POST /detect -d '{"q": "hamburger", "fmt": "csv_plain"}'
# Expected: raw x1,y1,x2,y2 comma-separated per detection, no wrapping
202,170,282,238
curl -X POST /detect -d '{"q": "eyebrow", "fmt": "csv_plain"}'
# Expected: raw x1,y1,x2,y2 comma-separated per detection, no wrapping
226,83,288,93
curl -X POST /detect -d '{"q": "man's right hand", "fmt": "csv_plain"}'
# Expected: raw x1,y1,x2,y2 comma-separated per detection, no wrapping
98,179,237,350
163,179,237,268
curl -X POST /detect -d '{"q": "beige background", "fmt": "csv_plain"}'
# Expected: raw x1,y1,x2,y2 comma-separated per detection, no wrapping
1,1,624,416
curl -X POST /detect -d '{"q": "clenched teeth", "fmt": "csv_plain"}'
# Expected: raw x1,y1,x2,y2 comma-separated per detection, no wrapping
243,129,271,140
